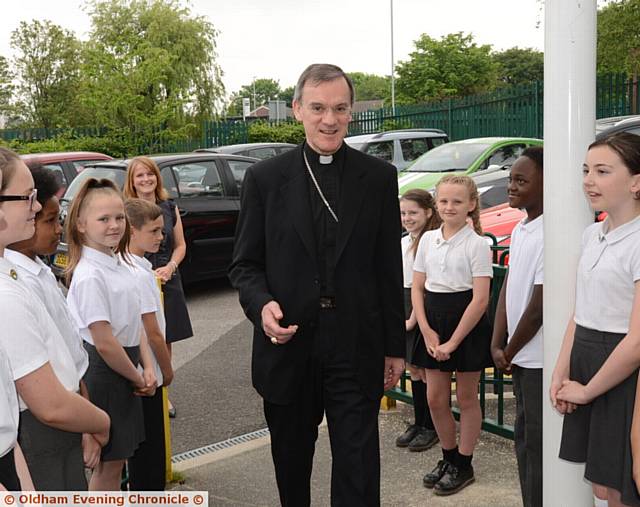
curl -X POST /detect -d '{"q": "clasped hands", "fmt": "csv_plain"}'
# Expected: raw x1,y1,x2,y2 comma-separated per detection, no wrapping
422,328,457,362
550,376,593,414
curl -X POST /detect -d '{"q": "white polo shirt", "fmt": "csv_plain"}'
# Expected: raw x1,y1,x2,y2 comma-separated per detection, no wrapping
0,344,19,458
125,254,166,385
4,250,89,379
506,215,543,368
402,234,417,288
67,247,142,348
574,215,640,333
413,225,493,292
0,257,80,411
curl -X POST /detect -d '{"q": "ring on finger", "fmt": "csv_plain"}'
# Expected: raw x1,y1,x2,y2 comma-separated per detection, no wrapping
270,336,278,345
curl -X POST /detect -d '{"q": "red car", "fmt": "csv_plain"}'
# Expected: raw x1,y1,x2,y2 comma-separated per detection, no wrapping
21,151,113,196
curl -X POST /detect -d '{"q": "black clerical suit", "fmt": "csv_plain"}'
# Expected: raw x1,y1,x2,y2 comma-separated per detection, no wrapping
229,142,405,507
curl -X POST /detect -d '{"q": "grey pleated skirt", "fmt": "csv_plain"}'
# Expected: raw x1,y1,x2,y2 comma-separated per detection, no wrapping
18,409,86,490
559,325,640,506
83,342,145,461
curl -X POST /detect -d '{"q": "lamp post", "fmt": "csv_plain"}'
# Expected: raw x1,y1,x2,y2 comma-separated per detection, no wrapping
252,76,257,112
390,0,396,116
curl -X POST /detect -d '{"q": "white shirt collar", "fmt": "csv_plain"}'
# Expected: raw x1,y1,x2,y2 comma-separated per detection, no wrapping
130,253,153,271
519,214,543,233
434,224,473,247
3,249,45,276
81,246,121,270
598,214,640,245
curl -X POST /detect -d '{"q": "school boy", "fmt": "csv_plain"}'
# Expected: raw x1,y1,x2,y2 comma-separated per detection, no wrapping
490,146,544,507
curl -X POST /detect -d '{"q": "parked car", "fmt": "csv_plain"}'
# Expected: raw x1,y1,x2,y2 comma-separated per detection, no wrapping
195,142,295,160
53,152,259,284
21,151,113,196
596,114,640,140
345,129,449,171
397,137,543,209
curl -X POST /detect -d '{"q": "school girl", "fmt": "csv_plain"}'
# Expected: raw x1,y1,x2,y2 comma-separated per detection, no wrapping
553,133,640,507
395,189,442,452
124,198,174,491
0,165,33,492
411,174,493,496
65,178,157,491
0,148,110,490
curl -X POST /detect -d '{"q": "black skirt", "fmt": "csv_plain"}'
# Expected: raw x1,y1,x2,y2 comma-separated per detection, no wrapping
404,288,420,365
162,272,194,343
412,290,492,372
559,325,640,506
0,448,20,491
83,343,145,461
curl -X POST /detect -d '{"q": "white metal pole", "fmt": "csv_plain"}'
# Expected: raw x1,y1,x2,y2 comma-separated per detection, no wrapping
543,1,596,505
390,0,396,116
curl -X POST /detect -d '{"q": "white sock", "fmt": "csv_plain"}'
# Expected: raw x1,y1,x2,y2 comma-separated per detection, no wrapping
593,496,608,507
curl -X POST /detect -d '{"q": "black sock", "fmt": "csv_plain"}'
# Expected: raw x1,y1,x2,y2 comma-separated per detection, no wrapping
411,380,428,427
442,446,458,465
457,452,473,470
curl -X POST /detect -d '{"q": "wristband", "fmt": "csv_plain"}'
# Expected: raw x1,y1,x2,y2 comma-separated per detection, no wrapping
168,260,178,274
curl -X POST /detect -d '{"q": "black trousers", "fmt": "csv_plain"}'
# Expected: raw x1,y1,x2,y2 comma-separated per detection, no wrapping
128,388,166,490
512,366,542,507
263,309,381,507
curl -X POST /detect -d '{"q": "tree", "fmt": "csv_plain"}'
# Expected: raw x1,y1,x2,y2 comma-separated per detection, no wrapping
395,32,497,103
0,56,15,121
348,72,390,102
10,20,82,128
225,78,282,117
597,0,640,75
280,85,295,107
79,0,225,130
492,47,543,86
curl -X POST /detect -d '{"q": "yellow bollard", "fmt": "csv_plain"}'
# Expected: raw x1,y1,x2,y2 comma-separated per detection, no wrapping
380,396,396,410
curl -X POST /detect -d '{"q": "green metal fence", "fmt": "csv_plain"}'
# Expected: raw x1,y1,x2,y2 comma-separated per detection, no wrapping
1,73,637,154
385,241,514,440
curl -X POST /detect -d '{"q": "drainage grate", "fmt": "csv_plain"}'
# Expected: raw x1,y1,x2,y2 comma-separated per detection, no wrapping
172,427,271,464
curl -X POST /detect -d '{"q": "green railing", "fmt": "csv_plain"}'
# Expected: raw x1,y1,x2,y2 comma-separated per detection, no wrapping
385,241,514,440
2,73,637,155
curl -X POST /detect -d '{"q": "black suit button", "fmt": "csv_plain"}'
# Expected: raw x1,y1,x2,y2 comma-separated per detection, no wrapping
314,278,319,285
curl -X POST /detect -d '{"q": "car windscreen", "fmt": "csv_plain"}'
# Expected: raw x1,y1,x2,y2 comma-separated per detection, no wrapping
406,142,492,173
63,167,126,200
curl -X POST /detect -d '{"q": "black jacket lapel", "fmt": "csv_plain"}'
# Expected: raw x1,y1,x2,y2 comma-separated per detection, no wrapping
335,149,368,263
280,150,317,266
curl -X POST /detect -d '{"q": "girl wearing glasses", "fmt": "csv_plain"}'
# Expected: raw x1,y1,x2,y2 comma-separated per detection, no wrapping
0,147,109,490
65,178,157,491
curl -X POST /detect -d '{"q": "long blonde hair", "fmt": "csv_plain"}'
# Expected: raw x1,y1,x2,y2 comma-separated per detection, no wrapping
124,156,169,201
64,178,130,284
400,189,442,258
435,174,482,235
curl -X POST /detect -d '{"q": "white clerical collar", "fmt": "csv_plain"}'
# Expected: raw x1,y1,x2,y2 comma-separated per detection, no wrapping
319,154,333,164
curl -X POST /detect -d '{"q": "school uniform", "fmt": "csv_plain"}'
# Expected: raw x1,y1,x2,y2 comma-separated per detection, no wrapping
560,216,640,507
67,246,145,461
505,215,543,507
0,256,84,490
125,254,167,491
412,225,493,371
402,234,420,363
0,344,20,491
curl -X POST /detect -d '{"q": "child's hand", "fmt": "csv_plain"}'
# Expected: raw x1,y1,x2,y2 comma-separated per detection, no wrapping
405,319,415,332
161,366,174,387
550,373,577,414
434,341,457,362
421,328,440,357
491,347,512,374
82,433,102,469
557,379,592,406
135,368,157,397
155,266,173,283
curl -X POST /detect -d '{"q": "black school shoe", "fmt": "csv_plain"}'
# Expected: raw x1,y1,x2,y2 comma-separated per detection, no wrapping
395,424,422,447
408,428,439,452
433,464,475,496
422,460,451,488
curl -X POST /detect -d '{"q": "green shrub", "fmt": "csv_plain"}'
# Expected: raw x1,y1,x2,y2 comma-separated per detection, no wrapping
248,121,305,144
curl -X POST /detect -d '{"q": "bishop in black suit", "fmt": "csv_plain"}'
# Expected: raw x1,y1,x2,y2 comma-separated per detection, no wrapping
229,63,405,507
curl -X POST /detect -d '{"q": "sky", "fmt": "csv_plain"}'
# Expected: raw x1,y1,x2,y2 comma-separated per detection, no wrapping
1,0,545,98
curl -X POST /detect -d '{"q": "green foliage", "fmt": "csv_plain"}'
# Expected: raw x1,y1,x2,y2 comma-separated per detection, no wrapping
10,20,82,128
348,72,390,102
492,47,543,86
227,78,282,116
0,56,15,120
279,85,295,107
247,121,305,144
395,32,498,103
80,0,225,129
597,0,640,75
